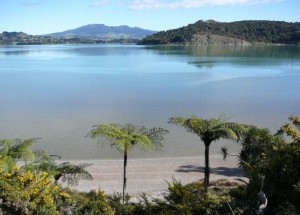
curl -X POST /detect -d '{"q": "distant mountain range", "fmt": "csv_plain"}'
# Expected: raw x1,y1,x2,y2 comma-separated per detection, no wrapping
139,20,300,45
48,24,157,39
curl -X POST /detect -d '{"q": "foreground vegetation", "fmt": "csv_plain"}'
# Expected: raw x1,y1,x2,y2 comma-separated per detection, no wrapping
0,115,299,214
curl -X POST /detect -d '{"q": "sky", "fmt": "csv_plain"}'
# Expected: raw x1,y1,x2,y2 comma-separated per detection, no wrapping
0,0,299,35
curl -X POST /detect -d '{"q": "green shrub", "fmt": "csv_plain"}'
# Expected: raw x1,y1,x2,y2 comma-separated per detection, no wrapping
72,189,114,215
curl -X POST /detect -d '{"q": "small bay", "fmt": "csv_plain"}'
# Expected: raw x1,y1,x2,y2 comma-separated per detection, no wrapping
0,44,299,159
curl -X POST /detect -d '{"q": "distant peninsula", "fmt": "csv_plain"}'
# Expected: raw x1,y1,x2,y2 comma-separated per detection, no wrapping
0,24,156,45
138,20,300,45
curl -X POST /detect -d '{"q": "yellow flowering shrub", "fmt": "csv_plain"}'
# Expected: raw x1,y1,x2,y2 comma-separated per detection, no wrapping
0,165,73,214
277,115,300,142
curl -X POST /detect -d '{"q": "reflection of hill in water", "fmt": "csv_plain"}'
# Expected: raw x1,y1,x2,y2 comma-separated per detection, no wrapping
0,45,141,57
144,45,300,59
144,45,300,69
188,59,297,68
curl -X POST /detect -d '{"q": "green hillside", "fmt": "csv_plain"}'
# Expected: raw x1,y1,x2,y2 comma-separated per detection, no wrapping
138,20,300,45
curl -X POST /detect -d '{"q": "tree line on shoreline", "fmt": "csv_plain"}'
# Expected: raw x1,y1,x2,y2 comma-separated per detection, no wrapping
0,31,140,45
0,114,299,214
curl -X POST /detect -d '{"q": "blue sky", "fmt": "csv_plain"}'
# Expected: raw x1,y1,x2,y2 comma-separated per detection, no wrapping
1,0,299,35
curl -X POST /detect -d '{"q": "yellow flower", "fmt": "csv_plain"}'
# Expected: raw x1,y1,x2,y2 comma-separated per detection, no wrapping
59,192,71,199
52,185,59,191
41,171,48,177
42,195,54,206
13,165,20,172
29,202,37,209
4,173,12,178
18,175,25,182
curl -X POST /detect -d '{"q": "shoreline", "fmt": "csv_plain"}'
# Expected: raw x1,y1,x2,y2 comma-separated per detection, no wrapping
65,155,247,197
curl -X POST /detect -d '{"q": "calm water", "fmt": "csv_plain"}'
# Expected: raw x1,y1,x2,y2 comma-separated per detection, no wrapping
0,45,299,159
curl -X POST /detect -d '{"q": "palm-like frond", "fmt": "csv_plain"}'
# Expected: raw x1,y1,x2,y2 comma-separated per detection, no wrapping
143,127,170,149
169,116,207,137
0,155,16,172
25,159,93,186
212,127,238,141
88,123,169,153
133,134,153,151
169,115,248,144
0,138,39,171
88,124,126,139
0,139,13,155
220,122,249,140
114,139,132,152
57,162,93,186
8,138,40,161
25,159,54,170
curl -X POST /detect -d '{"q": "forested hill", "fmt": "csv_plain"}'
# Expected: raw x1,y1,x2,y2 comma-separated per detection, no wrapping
138,20,300,45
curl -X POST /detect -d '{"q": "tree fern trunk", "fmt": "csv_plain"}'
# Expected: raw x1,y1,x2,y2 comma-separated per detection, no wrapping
123,151,127,205
204,143,210,193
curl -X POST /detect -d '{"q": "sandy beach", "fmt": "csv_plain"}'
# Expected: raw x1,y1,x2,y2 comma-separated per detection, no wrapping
68,155,246,197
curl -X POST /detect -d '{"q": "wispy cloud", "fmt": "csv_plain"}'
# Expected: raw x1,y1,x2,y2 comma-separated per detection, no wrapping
127,0,284,10
93,0,110,7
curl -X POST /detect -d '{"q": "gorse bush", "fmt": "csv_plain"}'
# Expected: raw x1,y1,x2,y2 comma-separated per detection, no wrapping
0,138,113,215
0,166,73,214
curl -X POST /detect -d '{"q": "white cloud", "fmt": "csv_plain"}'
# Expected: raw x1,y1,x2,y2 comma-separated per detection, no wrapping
94,0,110,7
127,0,284,10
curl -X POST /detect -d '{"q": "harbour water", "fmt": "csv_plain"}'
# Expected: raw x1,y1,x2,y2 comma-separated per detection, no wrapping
0,45,299,159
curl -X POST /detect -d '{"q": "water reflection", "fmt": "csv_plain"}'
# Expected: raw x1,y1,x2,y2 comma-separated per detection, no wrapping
143,45,300,58
188,58,300,68
0,44,143,57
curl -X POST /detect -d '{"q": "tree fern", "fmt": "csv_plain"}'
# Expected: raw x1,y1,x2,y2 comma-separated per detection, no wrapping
169,114,248,192
87,123,169,204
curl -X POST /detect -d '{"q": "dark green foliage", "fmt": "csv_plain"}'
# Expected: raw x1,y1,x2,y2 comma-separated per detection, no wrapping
107,193,136,215
108,179,237,215
225,186,257,215
165,180,228,215
238,118,300,214
72,190,114,215
139,20,300,45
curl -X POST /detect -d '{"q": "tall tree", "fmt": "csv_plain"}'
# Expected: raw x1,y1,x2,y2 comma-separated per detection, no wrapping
169,114,247,192
87,123,169,204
